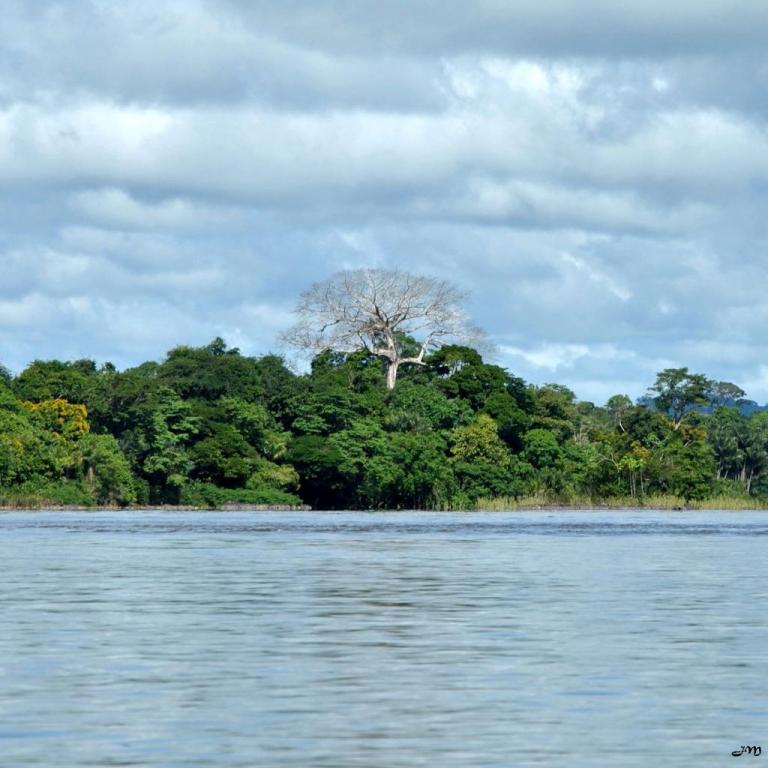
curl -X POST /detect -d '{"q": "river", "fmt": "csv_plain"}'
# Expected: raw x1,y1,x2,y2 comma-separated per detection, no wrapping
1,510,765,766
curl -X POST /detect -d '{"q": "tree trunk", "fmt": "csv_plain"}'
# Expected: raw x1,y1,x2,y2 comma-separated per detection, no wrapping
386,359,400,390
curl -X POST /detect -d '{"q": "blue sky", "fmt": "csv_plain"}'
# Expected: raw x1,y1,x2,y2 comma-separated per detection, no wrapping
3,0,768,404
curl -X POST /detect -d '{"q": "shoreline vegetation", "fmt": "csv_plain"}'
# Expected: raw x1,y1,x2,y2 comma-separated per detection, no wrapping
3,332,768,512
1,495,767,512
470,493,768,511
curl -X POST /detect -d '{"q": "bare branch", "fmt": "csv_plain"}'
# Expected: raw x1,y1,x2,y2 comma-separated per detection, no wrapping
281,268,484,388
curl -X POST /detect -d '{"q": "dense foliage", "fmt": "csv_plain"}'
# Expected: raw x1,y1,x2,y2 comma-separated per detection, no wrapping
0,339,765,508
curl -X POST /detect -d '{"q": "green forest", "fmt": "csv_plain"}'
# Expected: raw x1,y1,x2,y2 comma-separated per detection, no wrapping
0,337,766,509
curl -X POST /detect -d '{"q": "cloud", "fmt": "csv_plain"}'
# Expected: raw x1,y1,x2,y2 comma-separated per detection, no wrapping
69,188,245,231
1,1,768,404
560,254,631,301
1,0,442,111
500,342,632,372
220,0,768,59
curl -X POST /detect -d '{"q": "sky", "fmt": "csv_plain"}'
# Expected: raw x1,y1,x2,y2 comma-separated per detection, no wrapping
3,0,768,405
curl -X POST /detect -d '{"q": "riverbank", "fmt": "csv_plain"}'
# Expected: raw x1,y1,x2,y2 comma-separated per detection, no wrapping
0,501,311,511
0,484,307,511
1,497,767,512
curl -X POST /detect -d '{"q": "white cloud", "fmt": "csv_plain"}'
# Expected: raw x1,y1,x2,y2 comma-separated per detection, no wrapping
560,253,631,301
500,342,632,371
1,1,768,403
70,188,244,231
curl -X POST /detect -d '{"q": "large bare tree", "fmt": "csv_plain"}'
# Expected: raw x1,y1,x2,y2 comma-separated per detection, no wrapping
282,269,483,389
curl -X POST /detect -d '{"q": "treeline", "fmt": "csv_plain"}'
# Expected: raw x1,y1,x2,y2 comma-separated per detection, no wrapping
0,338,766,508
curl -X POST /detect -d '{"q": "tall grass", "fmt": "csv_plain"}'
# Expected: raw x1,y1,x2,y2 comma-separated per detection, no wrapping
470,493,768,511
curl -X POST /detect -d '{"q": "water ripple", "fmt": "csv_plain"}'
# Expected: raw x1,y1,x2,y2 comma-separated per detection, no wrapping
1,510,766,767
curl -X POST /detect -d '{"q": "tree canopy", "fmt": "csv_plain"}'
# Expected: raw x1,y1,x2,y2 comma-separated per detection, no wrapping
1,334,766,509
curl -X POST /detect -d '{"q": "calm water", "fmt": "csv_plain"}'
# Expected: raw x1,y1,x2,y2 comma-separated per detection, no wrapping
1,510,766,767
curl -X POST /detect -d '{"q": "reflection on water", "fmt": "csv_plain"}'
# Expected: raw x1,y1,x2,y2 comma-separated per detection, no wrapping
1,510,766,767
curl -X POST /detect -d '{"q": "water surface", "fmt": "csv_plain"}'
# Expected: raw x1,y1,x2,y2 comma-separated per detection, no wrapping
1,510,766,766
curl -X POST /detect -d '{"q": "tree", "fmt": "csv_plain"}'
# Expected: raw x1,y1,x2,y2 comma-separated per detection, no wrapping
482,392,529,450
434,351,528,411
450,414,528,500
531,384,578,442
22,399,89,443
0,408,61,485
13,359,99,405
663,438,716,501
158,339,261,401
707,406,744,480
384,381,472,432
648,368,711,430
450,414,510,466
80,434,137,505
708,381,747,408
617,442,651,499
522,428,562,469
358,431,454,509
285,436,345,509
522,428,565,494
121,388,199,502
282,269,482,389
606,394,633,433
